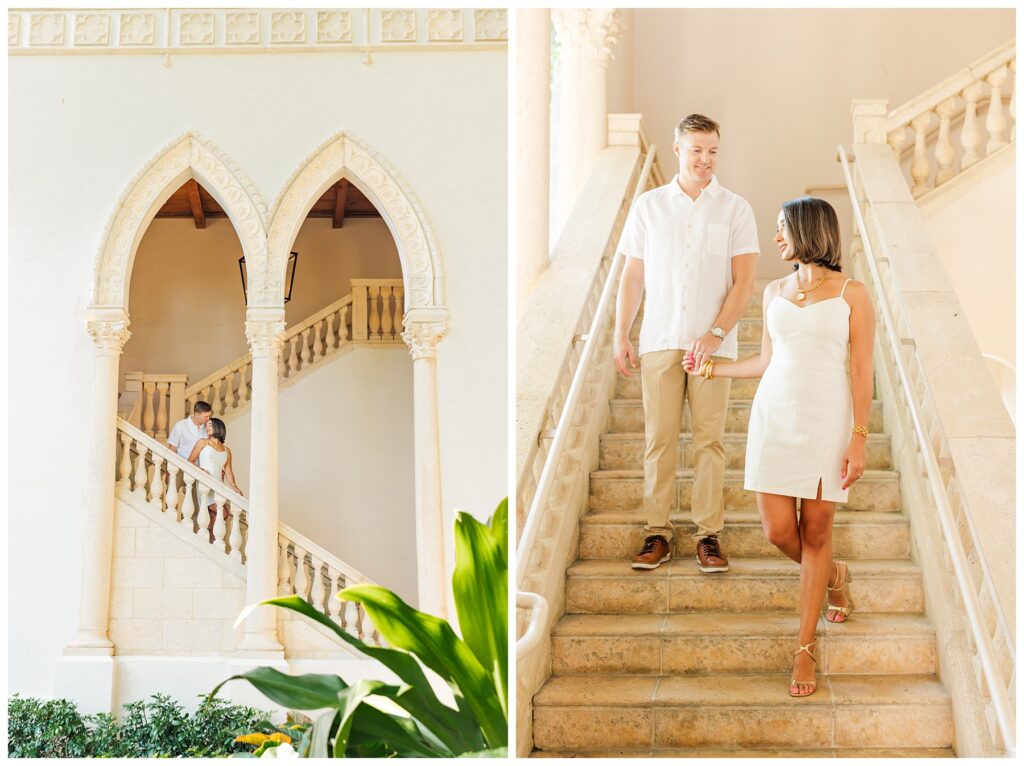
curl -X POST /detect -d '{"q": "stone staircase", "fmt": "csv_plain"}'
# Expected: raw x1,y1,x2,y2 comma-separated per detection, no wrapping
531,293,955,757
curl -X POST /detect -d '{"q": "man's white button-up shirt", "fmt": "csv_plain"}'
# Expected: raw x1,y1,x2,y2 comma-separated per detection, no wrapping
618,175,760,359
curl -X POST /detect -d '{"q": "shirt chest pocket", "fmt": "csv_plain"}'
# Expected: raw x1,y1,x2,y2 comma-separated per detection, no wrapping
705,223,729,257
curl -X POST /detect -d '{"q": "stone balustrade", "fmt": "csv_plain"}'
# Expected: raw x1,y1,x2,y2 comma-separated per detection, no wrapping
883,40,1014,199
351,279,404,342
276,529,381,645
123,373,187,440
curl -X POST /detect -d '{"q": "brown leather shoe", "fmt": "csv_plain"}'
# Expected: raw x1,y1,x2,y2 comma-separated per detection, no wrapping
696,535,729,573
631,535,671,570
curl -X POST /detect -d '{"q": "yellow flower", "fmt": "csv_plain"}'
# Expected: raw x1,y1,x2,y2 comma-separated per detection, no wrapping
234,733,270,746
269,733,292,744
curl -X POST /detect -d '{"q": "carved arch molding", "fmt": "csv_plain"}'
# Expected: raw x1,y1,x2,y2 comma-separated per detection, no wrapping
91,130,445,313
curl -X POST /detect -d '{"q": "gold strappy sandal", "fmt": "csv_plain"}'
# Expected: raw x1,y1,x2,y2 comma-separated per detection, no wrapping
826,560,852,623
789,641,817,697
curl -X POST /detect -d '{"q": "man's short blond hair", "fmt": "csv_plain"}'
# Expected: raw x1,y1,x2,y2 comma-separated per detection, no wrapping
674,114,720,142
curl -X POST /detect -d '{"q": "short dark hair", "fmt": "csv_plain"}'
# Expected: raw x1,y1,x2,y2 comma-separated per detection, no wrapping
193,401,213,415
675,114,720,142
782,196,843,272
208,417,227,443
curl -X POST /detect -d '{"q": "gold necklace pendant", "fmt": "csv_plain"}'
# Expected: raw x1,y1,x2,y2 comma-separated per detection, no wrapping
796,291,806,301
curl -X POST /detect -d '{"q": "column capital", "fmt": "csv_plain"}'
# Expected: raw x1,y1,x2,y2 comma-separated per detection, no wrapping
851,98,891,145
245,308,286,358
86,308,131,356
402,309,447,361
552,8,620,67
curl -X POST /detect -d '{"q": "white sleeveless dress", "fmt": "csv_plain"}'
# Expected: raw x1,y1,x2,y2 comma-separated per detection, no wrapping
198,444,228,506
744,279,854,502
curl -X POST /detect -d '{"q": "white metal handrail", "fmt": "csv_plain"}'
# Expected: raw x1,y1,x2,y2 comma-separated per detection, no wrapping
515,144,656,657
838,144,1015,757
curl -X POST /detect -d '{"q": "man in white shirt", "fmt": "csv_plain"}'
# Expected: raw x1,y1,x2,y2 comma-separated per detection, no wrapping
613,114,759,573
168,401,213,460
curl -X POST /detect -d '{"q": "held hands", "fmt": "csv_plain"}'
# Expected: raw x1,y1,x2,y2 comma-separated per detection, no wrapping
614,336,639,378
689,332,723,375
840,438,867,491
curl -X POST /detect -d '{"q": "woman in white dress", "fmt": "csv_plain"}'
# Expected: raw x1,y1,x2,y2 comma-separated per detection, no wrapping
684,197,875,697
188,417,243,543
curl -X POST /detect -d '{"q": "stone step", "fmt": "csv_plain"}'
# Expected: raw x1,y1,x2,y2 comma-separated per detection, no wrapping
532,673,952,751
564,558,923,614
533,747,955,758
578,510,911,560
588,468,901,513
599,432,892,471
550,612,937,676
608,398,885,434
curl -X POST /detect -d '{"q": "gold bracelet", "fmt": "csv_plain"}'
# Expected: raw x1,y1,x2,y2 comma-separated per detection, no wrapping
851,425,868,438
702,359,715,380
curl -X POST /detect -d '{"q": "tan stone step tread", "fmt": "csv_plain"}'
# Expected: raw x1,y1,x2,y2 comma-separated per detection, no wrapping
532,674,952,750
579,509,911,560
564,558,923,614
550,612,937,675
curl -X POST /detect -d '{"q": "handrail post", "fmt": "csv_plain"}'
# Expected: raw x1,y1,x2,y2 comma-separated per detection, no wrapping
352,281,369,341
123,372,144,429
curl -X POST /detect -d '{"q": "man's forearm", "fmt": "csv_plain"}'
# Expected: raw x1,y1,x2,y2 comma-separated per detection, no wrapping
615,272,644,341
712,278,755,334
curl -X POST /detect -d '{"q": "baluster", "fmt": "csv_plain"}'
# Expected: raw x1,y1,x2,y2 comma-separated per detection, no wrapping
310,555,328,615
1010,59,1016,144
216,377,230,415
324,309,340,353
960,80,986,170
356,604,372,641
141,380,155,436
380,287,394,339
202,384,215,412
339,305,350,343
301,326,315,367
312,319,325,362
180,473,196,532
211,491,227,552
368,286,381,340
228,501,243,563
117,432,133,486
149,454,165,512
278,341,288,379
293,547,310,600
132,443,149,499
154,381,170,440
986,65,1010,154
164,463,180,518
325,567,341,623
344,599,360,636
393,286,404,337
909,111,934,198
227,368,240,412
934,97,958,186
278,538,293,593
286,334,301,376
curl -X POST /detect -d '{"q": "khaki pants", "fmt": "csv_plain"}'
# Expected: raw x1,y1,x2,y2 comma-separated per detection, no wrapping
640,349,731,543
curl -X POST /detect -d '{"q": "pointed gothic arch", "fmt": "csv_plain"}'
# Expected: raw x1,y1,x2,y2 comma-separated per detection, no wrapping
91,131,269,311
261,131,445,312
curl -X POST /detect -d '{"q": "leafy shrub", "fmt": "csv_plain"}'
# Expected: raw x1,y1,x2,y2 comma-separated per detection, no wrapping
7,693,272,758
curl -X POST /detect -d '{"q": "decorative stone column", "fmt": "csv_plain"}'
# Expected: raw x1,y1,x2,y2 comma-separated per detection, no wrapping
552,8,620,228
65,309,131,655
237,308,286,655
401,308,448,618
516,9,551,316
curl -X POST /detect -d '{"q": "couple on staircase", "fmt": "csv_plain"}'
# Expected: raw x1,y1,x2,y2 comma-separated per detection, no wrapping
613,114,876,697
168,400,244,542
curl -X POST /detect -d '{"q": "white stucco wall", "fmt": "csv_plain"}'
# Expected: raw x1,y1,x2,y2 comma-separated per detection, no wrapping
122,217,402,384
606,8,1013,278
228,347,418,606
9,47,506,698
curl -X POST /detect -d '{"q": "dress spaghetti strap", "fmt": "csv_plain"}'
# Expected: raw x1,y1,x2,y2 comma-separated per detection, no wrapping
840,278,852,298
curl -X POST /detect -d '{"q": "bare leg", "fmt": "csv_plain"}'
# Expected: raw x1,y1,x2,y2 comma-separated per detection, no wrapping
756,492,801,563
791,482,836,694
207,503,217,543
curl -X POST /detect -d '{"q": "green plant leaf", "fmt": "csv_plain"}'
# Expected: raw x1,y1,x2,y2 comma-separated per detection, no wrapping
309,709,338,759
250,595,479,753
339,585,506,749
209,667,348,711
452,503,509,714
346,702,450,757
331,680,392,758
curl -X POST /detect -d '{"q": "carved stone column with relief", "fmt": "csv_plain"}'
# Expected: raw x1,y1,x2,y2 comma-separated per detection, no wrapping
238,308,286,655
552,8,620,226
402,308,448,617
65,310,131,656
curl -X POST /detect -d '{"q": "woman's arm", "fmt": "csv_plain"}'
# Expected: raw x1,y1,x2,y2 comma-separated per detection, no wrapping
842,281,876,489
188,439,208,466
223,448,243,495
685,280,776,380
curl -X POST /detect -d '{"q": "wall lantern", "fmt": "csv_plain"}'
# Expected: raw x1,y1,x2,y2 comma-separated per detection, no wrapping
239,251,299,305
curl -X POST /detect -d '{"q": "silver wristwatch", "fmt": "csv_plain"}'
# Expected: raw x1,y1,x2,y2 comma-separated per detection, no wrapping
710,326,725,341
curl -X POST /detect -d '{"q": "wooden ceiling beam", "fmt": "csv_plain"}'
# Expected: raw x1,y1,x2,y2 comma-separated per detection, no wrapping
332,179,349,229
186,179,206,229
